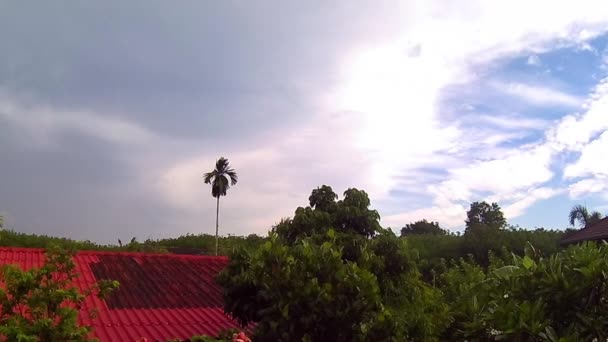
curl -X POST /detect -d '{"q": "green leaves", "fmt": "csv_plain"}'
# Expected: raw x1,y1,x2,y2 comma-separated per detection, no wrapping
441,242,608,341
493,265,519,278
522,256,534,270
219,214,448,341
0,247,118,341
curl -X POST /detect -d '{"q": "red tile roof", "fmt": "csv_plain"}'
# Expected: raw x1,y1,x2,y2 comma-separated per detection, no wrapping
0,247,243,342
561,217,608,244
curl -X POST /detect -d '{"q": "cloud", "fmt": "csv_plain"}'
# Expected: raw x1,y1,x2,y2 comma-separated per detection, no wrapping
568,177,608,198
494,82,583,107
0,96,154,147
3,1,608,241
476,115,548,130
527,55,542,66
443,144,555,197
564,131,608,179
548,79,608,152
382,202,468,230
503,187,565,218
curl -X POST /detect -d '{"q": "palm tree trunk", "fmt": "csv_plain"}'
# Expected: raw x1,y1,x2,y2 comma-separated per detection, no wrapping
215,196,220,256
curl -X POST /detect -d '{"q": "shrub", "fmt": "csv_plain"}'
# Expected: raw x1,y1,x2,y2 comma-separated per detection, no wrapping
441,242,608,341
0,246,118,341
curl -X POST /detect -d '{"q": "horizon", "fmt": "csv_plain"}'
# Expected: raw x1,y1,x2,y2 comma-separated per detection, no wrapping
1,2,608,244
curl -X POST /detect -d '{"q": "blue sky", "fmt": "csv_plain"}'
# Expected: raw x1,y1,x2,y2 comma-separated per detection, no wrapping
1,1,608,242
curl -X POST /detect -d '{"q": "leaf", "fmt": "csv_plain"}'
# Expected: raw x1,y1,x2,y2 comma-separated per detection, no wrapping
541,326,558,342
493,265,519,278
263,241,273,251
522,256,534,270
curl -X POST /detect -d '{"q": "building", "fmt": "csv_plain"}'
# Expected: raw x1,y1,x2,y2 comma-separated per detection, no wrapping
561,217,608,245
0,247,244,341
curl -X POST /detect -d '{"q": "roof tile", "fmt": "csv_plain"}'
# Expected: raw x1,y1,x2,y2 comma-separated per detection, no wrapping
0,247,243,341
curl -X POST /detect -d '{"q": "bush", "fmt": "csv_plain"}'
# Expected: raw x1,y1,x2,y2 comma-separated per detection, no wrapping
441,242,608,341
0,246,118,341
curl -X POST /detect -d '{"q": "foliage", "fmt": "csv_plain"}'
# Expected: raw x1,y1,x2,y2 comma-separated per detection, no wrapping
203,157,238,199
219,186,449,341
569,204,604,228
400,219,446,236
0,230,265,256
0,246,118,341
441,242,608,341
465,201,506,230
272,186,381,244
0,230,123,251
308,185,338,212
406,225,564,276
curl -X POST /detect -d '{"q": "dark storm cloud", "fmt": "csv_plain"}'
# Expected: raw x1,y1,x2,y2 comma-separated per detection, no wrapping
0,1,410,241
0,1,401,140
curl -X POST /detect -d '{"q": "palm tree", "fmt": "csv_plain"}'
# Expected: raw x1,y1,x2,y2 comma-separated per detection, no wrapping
204,157,238,255
569,204,604,228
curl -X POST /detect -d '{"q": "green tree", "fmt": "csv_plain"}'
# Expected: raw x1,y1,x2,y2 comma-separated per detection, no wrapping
308,185,338,213
204,157,238,255
219,186,449,341
465,201,506,230
401,220,446,236
272,187,380,245
0,246,118,341
463,202,507,266
568,204,603,228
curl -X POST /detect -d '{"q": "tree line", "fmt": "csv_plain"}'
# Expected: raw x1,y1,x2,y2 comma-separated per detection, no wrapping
216,185,608,341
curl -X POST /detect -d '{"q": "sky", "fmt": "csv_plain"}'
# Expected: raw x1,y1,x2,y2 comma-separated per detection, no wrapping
1,1,608,243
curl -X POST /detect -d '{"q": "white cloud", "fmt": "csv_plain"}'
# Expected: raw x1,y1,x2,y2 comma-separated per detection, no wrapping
527,55,542,66
495,82,582,107
564,131,608,179
476,115,548,130
568,177,608,198
382,202,468,230
444,145,555,196
503,187,565,218
548,80,608,152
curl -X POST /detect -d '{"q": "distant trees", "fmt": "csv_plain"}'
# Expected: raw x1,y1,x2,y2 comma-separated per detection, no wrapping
568,204,603,228
204,157,238,256
401,220,446,236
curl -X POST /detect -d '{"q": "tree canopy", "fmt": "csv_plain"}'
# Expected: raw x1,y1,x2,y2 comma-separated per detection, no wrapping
401,220,446,236
218,185,449,341
465,201,506,230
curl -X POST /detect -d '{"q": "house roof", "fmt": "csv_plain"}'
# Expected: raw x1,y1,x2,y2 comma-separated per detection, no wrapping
561,217,608,245
0,247,243,342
